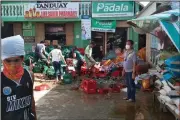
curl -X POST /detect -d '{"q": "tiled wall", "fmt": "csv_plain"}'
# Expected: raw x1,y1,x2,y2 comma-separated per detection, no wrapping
35,23,45,43
13,23,22,36
65,23,74,45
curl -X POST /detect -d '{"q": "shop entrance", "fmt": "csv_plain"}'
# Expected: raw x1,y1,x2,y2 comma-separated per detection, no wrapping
107,28,127,52
92,28,127,60
45,24,66,46
92,31,105,60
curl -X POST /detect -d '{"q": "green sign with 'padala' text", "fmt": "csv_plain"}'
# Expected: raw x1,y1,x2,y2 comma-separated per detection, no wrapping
91,18,116,32
92,1,134,17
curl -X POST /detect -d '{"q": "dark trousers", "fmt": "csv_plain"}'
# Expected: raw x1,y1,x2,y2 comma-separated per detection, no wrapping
125,72,136,101
35,53,47,63
76,60,83,76
53,61,61,78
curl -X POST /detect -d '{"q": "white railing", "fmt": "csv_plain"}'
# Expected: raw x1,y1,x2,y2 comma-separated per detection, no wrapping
1,4,24,17
2,2,91,18
79,2,91,17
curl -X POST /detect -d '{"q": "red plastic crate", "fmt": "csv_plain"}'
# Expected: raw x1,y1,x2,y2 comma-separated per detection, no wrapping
82,80,97,94
77,48,85,55
97,88,109,94
96,72,107,78
111,70,121,77
35,84,50,91
81,66,87,75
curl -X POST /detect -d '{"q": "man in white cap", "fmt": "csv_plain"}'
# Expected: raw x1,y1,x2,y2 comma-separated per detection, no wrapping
1,35,37,120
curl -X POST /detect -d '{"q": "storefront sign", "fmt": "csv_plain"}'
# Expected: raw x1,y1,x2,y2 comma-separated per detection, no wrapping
81,19,91,40
24,2,79,18
91,19,116,32
92,1,134,17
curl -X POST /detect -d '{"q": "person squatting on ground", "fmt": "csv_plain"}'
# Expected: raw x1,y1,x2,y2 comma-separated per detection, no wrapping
1,35,37,120
48,45,67,83
34,40,48,65
72,46,85,79
122,40,137,102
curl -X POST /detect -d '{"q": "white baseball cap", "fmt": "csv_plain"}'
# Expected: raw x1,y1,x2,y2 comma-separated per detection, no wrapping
1,35,25,60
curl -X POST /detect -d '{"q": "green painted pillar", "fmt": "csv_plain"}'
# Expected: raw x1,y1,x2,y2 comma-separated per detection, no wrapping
74,21,90,48
74,22,81,47
128,28,139,51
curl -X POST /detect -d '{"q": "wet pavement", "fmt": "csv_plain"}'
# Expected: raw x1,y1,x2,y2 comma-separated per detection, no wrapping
36,84,175,120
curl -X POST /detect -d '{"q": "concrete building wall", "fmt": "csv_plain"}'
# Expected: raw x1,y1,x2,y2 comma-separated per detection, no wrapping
116,21,130,27
13,23,22,36
146,34,152,64
35,23,45,43
65,23,74,45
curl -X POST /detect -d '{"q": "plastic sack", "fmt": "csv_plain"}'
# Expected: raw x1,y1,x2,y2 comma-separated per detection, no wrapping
32,63,43,73
159,95,174,104
142,79,150,89
175,108,180,115
163,86,172,93
103,50,117,60
154,80,162,90
45,45,54,53
157,51,179,61
46,66,55,78
172,98,180,108
159,89,168,96
63,72,72,84
165,55,180,68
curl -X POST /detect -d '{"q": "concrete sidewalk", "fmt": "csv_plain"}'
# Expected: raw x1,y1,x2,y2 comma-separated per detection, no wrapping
33,81,56,105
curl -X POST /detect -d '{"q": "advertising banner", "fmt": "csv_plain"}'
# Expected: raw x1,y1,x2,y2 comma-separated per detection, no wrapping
92,1,134,17
24,2,79,18
81,19,91,40
91,19,116,32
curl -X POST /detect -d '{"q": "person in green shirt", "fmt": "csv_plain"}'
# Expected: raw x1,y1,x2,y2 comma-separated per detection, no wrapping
72,46,85,76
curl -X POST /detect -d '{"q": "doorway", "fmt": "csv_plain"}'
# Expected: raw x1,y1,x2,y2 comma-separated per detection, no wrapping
1,23,13,38
92,31,105,60
45,24,66,46
139,34,146,50
107,28,127,52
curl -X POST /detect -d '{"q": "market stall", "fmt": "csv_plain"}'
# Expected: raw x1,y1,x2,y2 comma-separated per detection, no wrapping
127,9,180,120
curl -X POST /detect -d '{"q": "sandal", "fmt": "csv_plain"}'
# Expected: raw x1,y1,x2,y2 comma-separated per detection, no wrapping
123,97,129,100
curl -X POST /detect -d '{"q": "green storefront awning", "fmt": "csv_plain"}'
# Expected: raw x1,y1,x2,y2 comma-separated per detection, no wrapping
127,9,180,32
160,20,180,52
127,9,180,52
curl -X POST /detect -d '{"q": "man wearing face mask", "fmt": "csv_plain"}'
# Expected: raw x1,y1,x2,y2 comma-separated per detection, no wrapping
1,35,37,120
122,40,137,102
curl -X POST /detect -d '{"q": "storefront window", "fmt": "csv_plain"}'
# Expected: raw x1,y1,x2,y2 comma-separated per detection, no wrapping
45,24,66,46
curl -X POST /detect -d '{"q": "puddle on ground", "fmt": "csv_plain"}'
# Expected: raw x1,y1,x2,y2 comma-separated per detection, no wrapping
37,85,175,120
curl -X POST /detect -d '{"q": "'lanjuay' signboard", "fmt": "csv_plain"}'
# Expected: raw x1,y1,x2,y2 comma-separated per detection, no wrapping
24,2,79,18
92,1,134,17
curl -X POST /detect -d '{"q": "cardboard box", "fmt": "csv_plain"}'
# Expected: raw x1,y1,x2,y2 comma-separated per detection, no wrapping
52,40,58,45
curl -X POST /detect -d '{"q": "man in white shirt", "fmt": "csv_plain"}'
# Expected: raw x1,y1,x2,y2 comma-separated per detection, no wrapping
48,45,67,82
